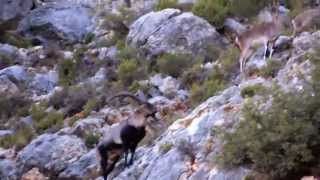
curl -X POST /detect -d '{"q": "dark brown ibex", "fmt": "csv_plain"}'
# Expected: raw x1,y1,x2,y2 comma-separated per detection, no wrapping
97,92,163,180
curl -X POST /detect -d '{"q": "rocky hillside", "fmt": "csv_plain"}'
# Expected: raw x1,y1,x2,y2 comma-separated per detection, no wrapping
1,0,320,180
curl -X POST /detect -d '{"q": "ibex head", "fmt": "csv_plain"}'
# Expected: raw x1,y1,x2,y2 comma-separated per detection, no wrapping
108,92,163,128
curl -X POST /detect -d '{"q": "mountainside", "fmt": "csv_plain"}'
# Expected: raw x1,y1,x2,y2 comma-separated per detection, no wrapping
1,0,320,180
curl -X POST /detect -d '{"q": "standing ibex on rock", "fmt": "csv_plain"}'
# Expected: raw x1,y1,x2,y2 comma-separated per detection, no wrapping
235,15,286,74
234,0,291,75
291,7,320,37
97,93,163,180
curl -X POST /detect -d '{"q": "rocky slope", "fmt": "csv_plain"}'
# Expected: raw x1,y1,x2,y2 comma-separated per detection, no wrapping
0,0,320,180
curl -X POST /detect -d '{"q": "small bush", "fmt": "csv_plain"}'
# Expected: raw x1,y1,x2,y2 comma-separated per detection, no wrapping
30,104,64,133
0,94,31,123
129,81,152,94
157,53,193,78
192,0,229,26
258,60,283,78
0,127,34,150
84,32,95,44
0,54,13,69
64,85,97,117
84,133,100,149
155,0,178,11
190,67,226,105
159,142,174,154
58,59,77,86
229,0,269,18
118,59,146,86
0,32,32,48
181,63,205,88
117,44,139,60
83,98,102,116
240,84,267,98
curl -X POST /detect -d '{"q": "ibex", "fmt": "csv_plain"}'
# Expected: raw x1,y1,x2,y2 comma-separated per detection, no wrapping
97,93,163,180
292,7,320,37
234,6,292,75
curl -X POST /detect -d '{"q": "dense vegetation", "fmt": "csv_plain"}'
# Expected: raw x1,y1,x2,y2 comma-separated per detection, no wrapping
217,50,320,179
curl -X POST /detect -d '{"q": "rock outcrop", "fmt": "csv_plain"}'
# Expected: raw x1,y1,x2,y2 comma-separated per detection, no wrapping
127,9,228,58
17,2,94,43
0,0,33,26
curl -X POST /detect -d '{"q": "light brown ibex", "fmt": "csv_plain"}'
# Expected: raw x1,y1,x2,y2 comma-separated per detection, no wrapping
234,0,293,75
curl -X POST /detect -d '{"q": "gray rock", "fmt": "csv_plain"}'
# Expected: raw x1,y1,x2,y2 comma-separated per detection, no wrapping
208,167,250,180
0,65,28,82
127,9,228,58
58,149,99,179
0,159,18,180
17,134,87,178
0,75,20,95
71,116,105,138
0,0,33,24
30,70,58,95
223,18,247,35
18,2,94,43
150,74,181,96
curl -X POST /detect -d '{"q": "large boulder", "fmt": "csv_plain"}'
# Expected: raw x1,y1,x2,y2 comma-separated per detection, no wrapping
17,2,95,43
127,9,228,58
0,0,33,25
16,134,87,178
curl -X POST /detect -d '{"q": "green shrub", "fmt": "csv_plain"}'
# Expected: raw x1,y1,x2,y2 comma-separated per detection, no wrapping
217,86,320,178
84,133,100,148
192,0,229,26
258,60,283,78
190,78,225,105
129,81,152,94
155,0,178,11
229,0,269,18
83,98,102,116
240,84,267,98
0,94,31,123
64,85,97,117
0,54,13,69
118,59,145,86
157,53,193,78
0,127,34,150
159,142,174,154
284,0,303,17
219,47,239,76
117,44,139,60
30,104,64,133
190,67,226,105
181,62,207,88
0,32,32,48
58,59,77,86
84,32,95,44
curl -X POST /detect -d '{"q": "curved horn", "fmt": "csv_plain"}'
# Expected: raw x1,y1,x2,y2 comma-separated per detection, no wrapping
108,92,156,111
108,92,144,104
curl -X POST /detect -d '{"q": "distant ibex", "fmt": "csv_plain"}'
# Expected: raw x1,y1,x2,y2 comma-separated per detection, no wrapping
291,7,320,37
233,0,295,75
235,13,288,74
97,93,163,180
